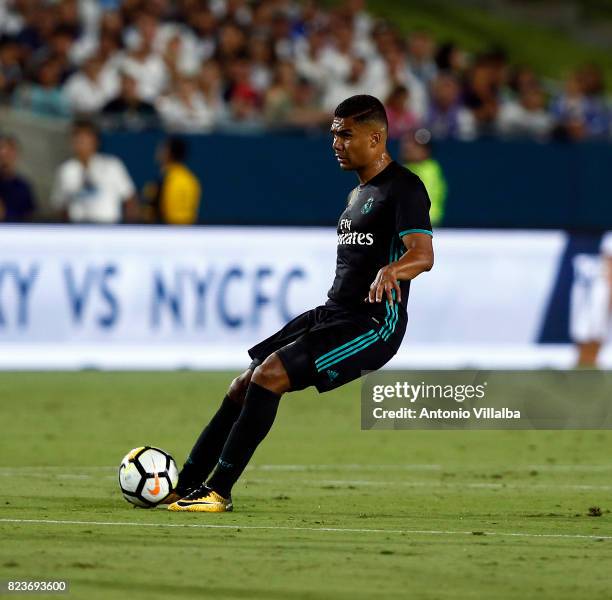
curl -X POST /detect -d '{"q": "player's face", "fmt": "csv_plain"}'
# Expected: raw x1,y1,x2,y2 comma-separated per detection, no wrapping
331,117,380,171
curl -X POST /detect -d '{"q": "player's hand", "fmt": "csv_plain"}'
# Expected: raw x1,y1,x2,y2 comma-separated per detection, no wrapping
366,265,401,304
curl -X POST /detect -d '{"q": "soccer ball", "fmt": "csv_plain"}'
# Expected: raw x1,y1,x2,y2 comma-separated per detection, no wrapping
118,446,179,508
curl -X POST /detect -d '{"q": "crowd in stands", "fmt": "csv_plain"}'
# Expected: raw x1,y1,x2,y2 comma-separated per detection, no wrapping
0,0,611,141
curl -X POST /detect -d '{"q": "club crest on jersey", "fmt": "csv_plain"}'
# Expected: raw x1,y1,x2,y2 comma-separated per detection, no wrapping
361,197,374,214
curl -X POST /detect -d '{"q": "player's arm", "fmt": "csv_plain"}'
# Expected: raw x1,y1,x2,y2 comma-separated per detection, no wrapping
367,233,434,304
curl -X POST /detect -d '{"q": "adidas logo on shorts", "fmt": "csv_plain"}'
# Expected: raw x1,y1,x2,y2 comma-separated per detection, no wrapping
326,369,339,382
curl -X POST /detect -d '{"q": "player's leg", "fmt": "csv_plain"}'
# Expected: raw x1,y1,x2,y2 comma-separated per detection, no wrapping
172,364,257,497
167,306,392,513
168,309,317,510
168,353,290,512
194,312,399,509
205,353,290,493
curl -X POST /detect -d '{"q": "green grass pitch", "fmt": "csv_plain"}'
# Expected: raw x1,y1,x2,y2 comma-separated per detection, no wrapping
1,371,612,599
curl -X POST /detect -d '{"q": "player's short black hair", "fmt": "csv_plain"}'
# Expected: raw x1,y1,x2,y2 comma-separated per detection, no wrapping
334,95,388,129
165,136,188,162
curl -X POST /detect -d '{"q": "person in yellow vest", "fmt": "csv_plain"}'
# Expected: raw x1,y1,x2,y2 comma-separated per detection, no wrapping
401,130,447,226
144,137,201,224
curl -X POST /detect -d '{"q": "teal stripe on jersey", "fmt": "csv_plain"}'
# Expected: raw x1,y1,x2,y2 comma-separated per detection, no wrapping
315,329,375,367
399,228,433,237
316,331,380,372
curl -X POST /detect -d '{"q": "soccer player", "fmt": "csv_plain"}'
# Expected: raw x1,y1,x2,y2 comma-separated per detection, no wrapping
168,95,434,512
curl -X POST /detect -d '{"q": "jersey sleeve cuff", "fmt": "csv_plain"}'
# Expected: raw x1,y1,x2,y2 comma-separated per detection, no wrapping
398,228,433,237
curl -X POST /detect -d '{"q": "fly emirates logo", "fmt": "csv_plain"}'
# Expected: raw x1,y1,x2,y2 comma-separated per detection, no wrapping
338,219,374,246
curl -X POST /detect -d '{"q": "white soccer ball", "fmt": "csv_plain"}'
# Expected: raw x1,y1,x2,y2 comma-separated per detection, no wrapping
118,446,179,508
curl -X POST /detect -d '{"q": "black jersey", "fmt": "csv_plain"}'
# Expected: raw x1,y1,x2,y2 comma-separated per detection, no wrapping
327,160,432,317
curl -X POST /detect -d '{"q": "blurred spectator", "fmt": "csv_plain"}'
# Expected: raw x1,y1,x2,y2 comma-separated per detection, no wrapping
51,120,137,223
322,56,369,112
378,43,427,120
223,55,262,129
486,48,510,98
263,63,327,130
0,37,22,99
435,42,467,78
570,234,612,367
143,136,201,225
425,72,475,140
406,30,437,85
97,12,124,64
248,35,274,93
319,19,355,82
161,31,201,80
509,65,539,96
384,84,418,139
13,58,70,117
0,135,36,222
401,130,447,227
286,77,329,129
63,54,120,115
463,57,500,137
28,24,75,83
118,14,168,101
198,59,226,113
269,11,296,61
13,3,54,55
0,1,22,37
552,69,609,140
215,21,248,65
264,60,298,124
294,26,330,90
101,72,158,130
157,75,217,132
342,0,374,38
497,83,553,139
578,63,609,137
185,7,217,64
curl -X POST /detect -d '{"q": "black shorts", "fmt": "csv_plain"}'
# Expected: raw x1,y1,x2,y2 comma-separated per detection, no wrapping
248,301,407,393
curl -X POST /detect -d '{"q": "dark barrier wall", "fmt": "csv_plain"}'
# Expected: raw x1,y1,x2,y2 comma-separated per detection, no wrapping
101,131,612,229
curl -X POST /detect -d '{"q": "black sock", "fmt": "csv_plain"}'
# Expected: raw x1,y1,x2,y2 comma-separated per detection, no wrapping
207,382,281,498
177,395,242,492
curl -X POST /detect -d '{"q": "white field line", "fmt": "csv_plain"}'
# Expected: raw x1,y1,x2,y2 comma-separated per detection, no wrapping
0,518,610,542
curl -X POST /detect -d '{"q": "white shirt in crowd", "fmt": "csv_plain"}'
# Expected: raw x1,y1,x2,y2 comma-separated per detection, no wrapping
497,101,554,138
51,154,135,223
156,91,217,132
118,53,168,102
62,67,120,114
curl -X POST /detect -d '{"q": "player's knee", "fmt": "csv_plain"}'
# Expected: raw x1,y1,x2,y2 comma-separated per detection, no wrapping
252,354,290,394
227,369,252,404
